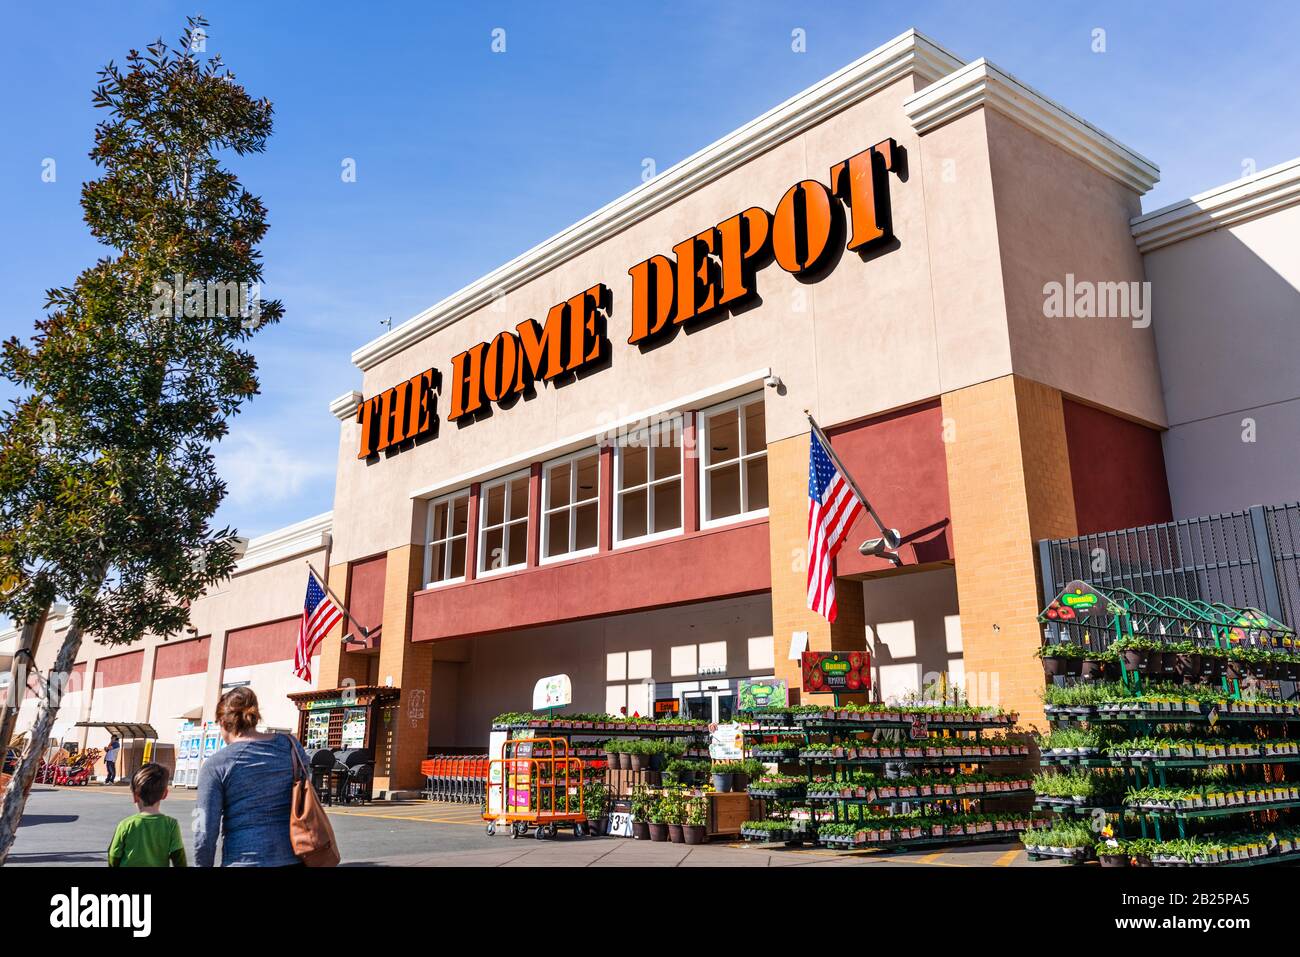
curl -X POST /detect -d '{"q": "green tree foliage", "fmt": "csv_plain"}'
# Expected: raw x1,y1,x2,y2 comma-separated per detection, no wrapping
0,16,281,862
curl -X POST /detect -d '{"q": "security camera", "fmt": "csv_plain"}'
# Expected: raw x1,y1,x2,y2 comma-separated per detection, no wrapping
764,375,783,389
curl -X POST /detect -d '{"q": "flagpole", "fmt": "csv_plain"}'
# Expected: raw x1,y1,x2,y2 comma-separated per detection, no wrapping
804,410,901,551
305,560,372,637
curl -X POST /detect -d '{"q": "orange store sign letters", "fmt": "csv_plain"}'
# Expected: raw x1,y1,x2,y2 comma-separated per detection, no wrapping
357,138,901,459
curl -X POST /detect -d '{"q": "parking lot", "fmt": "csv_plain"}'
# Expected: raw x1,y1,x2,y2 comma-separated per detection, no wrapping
7,784,1039,867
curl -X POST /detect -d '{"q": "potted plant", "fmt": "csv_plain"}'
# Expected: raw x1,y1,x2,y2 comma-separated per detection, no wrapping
585,781,608,837
630,785,652,840
662,789,686,843
683,796,708,845
647,793,669,842
1036,643,1085,677
711,760,743,793
1096,840,1129,867
1112,635,1159,673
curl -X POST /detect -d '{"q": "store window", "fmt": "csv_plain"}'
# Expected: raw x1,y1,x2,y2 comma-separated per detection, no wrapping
541,449,600,561
478,469,530,574
424,489,470,586
615,418,683,544
700,394,768,525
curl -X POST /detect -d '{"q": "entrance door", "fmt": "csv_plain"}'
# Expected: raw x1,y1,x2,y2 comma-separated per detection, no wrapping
682,682,739,724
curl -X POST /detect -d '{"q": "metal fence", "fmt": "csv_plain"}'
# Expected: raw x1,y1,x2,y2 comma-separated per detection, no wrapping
1038,503,1300,628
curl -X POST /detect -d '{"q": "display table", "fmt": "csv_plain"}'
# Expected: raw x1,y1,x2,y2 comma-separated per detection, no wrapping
707,792,753,838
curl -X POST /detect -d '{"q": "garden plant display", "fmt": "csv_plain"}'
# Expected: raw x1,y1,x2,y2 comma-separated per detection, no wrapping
1030,583,1300,867
739,690,1034,852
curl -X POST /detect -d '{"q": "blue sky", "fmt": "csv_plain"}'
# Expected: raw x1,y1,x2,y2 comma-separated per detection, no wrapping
2,1,1298,540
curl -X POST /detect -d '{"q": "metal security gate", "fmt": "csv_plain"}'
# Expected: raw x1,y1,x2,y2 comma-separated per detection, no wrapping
1038,503,1300,629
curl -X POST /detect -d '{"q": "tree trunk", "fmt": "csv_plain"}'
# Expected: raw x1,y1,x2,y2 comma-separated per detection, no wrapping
0,607,50,758
0,615,83,866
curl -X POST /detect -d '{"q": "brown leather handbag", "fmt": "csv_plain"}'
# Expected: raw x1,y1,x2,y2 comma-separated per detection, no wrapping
287,737,341,867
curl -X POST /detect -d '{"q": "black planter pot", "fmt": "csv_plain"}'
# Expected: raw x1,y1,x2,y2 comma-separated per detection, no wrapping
1122,649,1147,672
1099,853,1130,868
683,824,707,846
649,752,665,771
632,821,650,840
1144,650,1166,673
668,824,684,843
630,753,649,772
1175,653,1201,677
1080,658,1107,681
734,772,751,791
644,770,662,787
648,823,668,842
711,772,736,793
1041,656,1066,677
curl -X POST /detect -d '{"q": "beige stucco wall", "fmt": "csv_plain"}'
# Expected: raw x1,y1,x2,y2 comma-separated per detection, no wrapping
1143,203,1300,517
331,63,1165,566
986,110,1165,427
329,73,1001,565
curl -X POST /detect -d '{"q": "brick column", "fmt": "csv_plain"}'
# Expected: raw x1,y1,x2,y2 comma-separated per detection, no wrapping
941,375,1078,729
373,544,433,794
316,562,368,688
766,432,868,705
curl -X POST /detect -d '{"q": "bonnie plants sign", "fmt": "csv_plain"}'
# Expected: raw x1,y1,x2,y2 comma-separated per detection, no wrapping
801,652,871,694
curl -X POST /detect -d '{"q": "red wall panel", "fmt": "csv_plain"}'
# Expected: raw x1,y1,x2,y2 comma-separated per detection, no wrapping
1063,399,1172,535
828,400,954,575
152,637,211,680
94,650,144,689
224,617,300,669
345,553,387,652
412,519,771,642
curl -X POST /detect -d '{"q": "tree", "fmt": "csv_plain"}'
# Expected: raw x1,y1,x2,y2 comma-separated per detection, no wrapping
0,16,282,864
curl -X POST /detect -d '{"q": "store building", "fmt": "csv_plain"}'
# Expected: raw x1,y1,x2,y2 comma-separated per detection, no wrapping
8,28,1298,794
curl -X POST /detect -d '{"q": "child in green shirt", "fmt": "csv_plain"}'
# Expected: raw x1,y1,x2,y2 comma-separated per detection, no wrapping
108,762,187,867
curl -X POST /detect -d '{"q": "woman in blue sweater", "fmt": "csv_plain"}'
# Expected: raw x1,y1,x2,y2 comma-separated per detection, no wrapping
194,687,312,867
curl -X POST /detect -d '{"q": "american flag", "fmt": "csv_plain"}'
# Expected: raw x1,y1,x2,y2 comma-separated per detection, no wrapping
806,430,865,623
294,571,343,681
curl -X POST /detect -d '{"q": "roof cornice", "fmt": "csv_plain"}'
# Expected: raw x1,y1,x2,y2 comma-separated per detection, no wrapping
350,29,964,372
235,511,332,574
330,390,362,421
1131,157,1300,253
903,58,1159,195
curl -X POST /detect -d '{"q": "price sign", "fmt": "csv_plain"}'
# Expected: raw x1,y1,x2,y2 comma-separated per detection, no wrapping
607,811,633,837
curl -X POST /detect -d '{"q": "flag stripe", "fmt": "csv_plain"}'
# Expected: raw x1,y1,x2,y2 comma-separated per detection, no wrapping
294,571,344,683
806,431,867,624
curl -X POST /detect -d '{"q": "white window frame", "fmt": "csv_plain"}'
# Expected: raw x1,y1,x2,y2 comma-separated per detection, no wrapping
423,488,471,588
539,448,601,565
476,467,531,577
698,393,769,529
614,423,684,547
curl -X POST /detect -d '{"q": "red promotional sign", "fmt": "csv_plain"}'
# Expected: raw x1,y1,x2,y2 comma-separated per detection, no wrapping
801,651,872,694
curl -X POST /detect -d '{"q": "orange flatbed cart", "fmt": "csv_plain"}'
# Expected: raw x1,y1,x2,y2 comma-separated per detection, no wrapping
484,736,589,840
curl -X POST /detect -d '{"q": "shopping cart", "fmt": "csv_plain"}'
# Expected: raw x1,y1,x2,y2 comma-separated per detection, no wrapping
421,754,489,804
483,737,587,840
